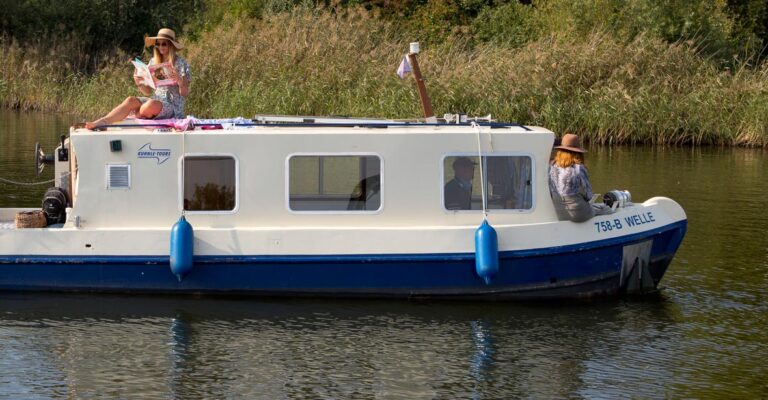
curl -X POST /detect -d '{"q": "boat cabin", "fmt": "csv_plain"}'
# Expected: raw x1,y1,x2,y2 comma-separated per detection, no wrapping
58,120,557,230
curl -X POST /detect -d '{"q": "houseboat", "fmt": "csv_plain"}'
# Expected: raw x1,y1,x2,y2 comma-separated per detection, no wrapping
0,116,687,299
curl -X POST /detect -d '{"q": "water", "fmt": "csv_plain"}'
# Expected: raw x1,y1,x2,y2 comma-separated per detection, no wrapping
0,110,70,204
1,110,767,398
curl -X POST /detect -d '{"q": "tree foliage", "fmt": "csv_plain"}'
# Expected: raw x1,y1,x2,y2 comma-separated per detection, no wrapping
0,0,203,54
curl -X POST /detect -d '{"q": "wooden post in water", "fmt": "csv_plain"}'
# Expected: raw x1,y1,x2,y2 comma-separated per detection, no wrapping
406,43,437,123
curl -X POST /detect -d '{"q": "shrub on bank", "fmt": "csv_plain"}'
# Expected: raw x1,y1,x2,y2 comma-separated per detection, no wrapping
0,0,199,59
1,6,767,146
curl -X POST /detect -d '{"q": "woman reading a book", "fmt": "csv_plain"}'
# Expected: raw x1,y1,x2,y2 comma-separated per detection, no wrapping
85,28,191,129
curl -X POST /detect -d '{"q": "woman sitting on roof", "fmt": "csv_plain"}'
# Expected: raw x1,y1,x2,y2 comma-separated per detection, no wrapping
548,134,606,222
85,28,191,129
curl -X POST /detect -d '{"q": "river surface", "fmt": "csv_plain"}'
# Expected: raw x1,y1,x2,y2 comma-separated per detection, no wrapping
0,110,766,398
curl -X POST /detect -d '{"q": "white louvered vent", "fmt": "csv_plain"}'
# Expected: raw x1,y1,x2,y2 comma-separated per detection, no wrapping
106,164,131,189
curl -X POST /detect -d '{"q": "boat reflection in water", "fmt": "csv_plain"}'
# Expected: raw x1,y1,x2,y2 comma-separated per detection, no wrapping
0,293,684,398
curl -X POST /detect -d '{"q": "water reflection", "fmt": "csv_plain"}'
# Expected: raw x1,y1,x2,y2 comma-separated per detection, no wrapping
0,294,699,399
469,320,494,384
168,314,192,399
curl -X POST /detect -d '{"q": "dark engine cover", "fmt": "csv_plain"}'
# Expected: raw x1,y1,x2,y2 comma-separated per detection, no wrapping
42,187,69,225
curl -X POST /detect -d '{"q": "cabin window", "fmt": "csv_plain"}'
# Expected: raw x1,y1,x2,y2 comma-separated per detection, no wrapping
183,156,237,212
443,155,532,211
288,155,381,212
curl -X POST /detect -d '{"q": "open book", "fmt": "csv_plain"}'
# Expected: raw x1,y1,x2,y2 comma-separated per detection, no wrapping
131,58,175,90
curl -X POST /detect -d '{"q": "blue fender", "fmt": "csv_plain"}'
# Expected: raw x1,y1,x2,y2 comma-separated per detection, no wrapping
475,220,499,285
169,215,194,281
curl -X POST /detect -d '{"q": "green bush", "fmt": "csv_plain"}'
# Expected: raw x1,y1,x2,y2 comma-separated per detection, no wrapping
471,1,542,47
535,0,738,58
0,0,202,69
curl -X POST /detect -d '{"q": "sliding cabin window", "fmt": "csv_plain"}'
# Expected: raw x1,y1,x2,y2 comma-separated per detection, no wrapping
443,155,533,211
182,155,237,212
288,155,381,212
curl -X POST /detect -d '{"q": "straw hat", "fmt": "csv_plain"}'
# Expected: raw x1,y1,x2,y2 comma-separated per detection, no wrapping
144,28,183,50
554,133,587,153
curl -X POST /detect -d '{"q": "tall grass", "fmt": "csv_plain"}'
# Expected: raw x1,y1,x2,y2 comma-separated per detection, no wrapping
1,8,767,146
0,35,135,115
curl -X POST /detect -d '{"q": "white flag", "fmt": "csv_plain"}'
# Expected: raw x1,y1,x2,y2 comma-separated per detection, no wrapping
396,56,411,79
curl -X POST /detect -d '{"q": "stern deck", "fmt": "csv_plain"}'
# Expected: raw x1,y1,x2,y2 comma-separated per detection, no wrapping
0,208,45,230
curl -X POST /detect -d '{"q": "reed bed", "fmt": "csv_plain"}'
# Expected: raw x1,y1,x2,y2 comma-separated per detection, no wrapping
1,9,767,147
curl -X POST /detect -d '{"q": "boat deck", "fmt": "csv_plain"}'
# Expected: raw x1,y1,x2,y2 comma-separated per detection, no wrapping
0,208,43,230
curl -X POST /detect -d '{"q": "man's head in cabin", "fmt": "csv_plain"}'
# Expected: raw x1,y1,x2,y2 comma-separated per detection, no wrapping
452,157,476,182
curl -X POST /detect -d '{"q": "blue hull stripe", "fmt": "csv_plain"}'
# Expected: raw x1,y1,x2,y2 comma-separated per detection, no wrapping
0,220,687,298
0,221,687,264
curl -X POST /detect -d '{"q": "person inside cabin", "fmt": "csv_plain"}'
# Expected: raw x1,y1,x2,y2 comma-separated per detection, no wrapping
487,157,532,210
347,174,381,211
85,28,191,129
444,157,476,210
548,134,609,222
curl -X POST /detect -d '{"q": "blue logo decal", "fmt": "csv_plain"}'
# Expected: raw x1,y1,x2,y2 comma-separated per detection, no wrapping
137,143,171,165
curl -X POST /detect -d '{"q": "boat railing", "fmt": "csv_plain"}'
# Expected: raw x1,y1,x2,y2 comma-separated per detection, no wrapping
81,116,532,132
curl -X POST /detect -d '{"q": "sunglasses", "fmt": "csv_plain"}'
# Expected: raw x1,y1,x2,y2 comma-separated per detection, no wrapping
155,41,169,47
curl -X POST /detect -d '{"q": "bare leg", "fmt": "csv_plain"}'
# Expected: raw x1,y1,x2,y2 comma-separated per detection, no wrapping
139,100,163,119
85,96,142,129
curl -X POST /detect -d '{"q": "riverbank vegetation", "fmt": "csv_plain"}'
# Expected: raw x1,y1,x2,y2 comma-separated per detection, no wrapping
1,0,767,146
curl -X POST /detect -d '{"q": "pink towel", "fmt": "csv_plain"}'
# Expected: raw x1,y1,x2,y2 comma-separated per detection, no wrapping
133,117,194,131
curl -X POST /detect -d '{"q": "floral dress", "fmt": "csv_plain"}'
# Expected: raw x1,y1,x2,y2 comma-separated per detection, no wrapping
139,56,191,119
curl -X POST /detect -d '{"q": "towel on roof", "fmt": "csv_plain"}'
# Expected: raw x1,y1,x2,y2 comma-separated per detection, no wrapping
130,116,251,131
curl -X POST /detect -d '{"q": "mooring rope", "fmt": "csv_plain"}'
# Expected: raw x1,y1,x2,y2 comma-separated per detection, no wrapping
472,122,488,219
0,169,76,186
181,127,186,216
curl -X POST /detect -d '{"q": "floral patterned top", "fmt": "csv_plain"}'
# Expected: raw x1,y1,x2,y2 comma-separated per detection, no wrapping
149,56,191,118
548,163,593,201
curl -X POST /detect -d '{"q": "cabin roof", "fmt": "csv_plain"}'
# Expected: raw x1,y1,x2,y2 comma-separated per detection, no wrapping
74,115,553,135
73,120,552,136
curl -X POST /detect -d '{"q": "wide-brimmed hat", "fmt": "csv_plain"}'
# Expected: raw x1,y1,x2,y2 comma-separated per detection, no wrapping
145,28,183,50
554,133,587,153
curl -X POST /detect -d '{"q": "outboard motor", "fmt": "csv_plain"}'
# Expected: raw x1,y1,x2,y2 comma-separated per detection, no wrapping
42,187,70,225
603,190,632,209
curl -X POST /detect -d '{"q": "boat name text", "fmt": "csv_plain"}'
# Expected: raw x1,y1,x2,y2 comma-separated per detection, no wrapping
594,211,655,233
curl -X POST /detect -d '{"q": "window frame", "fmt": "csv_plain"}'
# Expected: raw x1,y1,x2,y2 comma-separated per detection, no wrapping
285,152,384,215
440,152,536,214
177,153,240,215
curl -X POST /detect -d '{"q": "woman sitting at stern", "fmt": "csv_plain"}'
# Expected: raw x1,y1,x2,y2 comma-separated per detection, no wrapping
86,28,191,129
548,134,607,222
